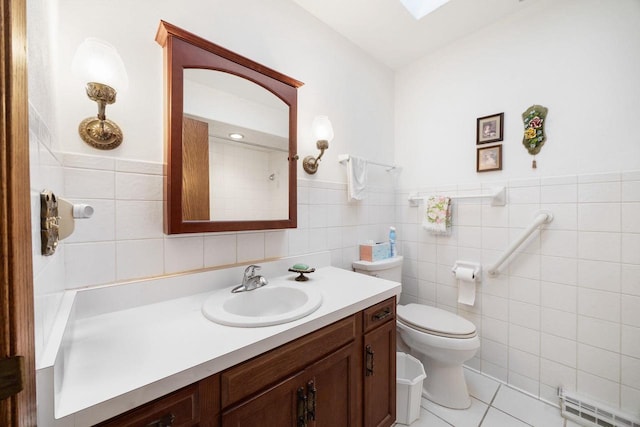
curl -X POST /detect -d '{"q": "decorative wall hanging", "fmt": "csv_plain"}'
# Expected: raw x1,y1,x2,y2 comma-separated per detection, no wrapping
522,105,548,168
477,113,504,144
477,145,502,172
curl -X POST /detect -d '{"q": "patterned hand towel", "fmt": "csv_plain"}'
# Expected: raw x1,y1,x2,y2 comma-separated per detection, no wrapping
422,195,452,234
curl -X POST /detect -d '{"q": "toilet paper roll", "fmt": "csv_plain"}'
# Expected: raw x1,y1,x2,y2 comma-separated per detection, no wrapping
454,267,476,306
454,266,475,281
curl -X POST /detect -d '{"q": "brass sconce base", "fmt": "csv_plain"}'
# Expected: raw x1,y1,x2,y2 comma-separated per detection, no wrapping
78,117,123,150
78,82,123,150
302,156,319,174
302,139,329,175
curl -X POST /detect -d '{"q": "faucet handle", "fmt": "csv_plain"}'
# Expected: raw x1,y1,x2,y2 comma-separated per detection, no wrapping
244,264,261,277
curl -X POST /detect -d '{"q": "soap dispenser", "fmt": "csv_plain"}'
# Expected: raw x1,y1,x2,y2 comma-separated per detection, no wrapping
389,226,397,258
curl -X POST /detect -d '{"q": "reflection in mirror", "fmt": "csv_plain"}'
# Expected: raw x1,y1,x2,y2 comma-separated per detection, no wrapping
155,21,303,234
182,69,290,221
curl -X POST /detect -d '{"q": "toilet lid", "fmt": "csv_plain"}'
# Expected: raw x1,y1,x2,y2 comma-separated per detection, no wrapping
397,304,477,338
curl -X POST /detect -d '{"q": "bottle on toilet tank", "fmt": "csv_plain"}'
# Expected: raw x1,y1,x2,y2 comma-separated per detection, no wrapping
389,226,397,258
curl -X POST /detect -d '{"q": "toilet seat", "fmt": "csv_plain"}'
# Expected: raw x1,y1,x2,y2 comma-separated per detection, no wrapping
397,304,477,339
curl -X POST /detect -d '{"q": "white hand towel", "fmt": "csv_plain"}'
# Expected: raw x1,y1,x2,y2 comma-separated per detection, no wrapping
347,156,367,201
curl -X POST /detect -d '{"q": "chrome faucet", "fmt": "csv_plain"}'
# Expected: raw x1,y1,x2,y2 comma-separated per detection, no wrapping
231,265,268,293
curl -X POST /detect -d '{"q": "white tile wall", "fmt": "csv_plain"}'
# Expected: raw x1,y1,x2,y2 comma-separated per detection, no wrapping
540,358,577,392
30,103,65,365
541,308,576,340
578,371,620,407
29,139,640,415
164,235,205,273
622,233,640,264
203,234,237,267
116,239,164,280
622,295,640,327
399,174,640,414
578,316,620,351
541,256,577,286
577,343,620,382
30,150,396,361
622,325,640,359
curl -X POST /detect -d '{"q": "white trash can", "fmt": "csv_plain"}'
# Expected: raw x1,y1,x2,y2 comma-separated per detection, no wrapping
396,352,427,425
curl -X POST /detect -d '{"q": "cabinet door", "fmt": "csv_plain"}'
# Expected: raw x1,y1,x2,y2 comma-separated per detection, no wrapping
306,342,360,427
221,372,304,427
222,342,360,427
220,315,358,409
363,320,396,427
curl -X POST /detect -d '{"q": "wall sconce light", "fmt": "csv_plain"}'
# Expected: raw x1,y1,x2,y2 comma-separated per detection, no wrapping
71,38,129,150
303,116,334,174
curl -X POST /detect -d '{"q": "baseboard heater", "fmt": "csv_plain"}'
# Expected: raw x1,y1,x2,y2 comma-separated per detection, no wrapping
558,388,640,427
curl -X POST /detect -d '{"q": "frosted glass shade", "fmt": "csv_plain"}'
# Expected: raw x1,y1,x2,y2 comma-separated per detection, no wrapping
311,116,334,142
71,38,129,91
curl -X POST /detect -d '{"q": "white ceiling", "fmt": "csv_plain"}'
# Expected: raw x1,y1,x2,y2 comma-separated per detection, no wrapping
292,0,535,69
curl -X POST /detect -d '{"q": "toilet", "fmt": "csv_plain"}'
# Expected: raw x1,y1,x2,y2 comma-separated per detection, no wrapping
352,256,480,410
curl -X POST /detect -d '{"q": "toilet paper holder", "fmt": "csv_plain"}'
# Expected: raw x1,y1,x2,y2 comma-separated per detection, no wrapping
451,261,481,280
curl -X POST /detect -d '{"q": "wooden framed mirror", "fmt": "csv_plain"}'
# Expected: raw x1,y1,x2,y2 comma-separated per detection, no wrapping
155,21,303,234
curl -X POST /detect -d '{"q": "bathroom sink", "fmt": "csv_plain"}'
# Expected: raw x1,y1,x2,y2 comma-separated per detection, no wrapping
201,283,323,327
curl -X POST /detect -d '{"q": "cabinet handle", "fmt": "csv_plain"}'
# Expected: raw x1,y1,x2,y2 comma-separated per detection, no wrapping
306,380,317,421
372,307,392,321
297,387,308,427
365,345,375,376
146,413,175,427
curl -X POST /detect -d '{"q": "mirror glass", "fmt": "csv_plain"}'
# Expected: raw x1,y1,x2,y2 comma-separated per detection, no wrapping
182,69,290,221
156,21,303,234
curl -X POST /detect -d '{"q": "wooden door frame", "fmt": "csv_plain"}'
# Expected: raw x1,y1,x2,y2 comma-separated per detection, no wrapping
0,0,38,425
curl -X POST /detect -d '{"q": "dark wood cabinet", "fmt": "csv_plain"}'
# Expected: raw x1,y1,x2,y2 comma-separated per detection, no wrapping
363,298,396,427
220,316,358,409
96,298,396,427
221,371,303,427
309,343,360,427
94,375,220,427
221,314,360,427
222,342,358,427
364,322,396,427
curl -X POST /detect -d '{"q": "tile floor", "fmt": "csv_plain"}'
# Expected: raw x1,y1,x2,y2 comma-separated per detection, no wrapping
401,368,579,427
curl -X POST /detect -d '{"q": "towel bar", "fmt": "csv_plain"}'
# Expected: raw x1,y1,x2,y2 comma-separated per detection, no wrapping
408,186,506,207
337,154,398,171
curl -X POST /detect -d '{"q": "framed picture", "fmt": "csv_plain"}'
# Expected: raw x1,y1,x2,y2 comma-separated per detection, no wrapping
477,145,502,172
477,112,504,144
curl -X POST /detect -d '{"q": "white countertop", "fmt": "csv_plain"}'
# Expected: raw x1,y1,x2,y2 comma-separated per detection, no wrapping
50,264,400,426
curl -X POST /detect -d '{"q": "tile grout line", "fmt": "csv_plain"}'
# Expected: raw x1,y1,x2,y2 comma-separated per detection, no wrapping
477,383,501,426
493,384,558,426
419,398,444,425
423,408,456,426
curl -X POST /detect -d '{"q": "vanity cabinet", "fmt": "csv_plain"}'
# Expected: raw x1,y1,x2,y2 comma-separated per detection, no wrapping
95,298,396,427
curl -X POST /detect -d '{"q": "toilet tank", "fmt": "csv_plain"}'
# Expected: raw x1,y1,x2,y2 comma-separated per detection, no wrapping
352,256,403,281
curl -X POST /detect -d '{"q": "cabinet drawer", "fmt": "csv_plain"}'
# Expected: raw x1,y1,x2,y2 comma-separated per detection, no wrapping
95,383,199,427
221,314,360,408
363,297,396,333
